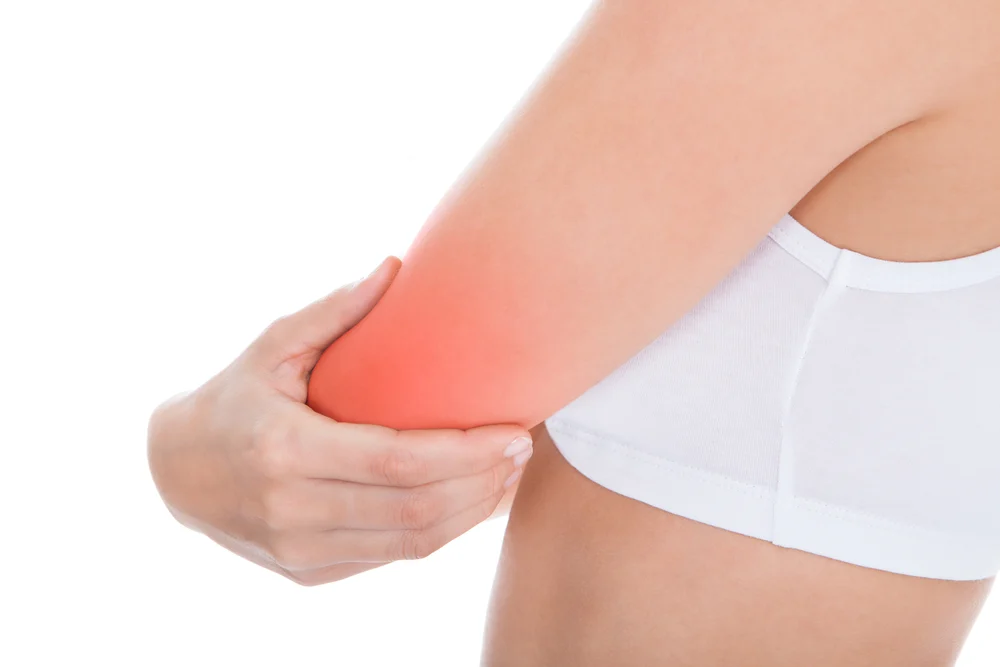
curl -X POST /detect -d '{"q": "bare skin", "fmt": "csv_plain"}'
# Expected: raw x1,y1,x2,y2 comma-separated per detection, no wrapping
149,1,1000,661
482,67,1000,666
486,426,994,666
147,260,534,587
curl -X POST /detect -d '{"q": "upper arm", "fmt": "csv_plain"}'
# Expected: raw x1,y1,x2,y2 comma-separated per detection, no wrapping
306,0,965,431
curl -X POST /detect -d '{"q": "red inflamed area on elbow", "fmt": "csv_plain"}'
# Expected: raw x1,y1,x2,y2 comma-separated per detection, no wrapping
305,227,590,432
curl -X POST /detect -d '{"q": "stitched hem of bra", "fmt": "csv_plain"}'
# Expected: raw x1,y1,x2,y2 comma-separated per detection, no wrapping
767,213,1000,293
546,417,772,500
545,416,997,545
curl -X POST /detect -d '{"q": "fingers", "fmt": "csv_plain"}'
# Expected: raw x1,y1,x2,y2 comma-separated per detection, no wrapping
249,255,402,370
278,561,387,588
266,482,510,571
259,453,523,531
284,402,533,486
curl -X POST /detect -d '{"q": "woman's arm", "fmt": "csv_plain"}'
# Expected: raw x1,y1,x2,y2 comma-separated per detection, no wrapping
307,0,977,431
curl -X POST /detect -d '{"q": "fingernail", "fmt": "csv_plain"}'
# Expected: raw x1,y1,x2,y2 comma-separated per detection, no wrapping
503,436,532,458
504,468,522,489
513,449,532,468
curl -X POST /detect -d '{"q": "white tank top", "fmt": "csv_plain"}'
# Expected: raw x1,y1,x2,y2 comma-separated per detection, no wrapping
545,213,1000,581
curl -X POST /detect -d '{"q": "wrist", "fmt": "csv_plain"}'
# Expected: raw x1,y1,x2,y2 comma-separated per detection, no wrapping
146,391,196,514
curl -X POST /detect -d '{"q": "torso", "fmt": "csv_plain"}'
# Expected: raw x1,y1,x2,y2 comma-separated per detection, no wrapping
481,41,1000,667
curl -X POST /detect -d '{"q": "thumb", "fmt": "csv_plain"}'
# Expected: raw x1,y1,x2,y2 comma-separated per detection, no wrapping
253,255,402,369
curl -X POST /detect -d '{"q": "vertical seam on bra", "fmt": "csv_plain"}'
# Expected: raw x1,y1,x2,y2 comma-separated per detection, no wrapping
772,247,853,545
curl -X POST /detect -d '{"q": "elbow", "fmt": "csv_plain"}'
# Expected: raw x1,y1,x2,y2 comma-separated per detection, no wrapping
305,238,569,431
305,311,543,431
306,304,554,430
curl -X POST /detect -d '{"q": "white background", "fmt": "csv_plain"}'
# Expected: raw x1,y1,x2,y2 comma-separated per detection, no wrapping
1,2,998,665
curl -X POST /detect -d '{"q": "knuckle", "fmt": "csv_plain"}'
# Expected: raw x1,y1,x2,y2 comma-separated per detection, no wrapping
295,577,324,588
268,536,313,571
476,495,500,522
282,570,321,588
374,447,426,487
261,315,292,345
250,317,290,363
396,529,437,561
260,487,297,531
398,489,443,529
485,465,506,498
254,416,299,479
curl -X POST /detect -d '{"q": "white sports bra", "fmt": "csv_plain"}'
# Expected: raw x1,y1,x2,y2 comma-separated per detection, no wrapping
545,213,1000,581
